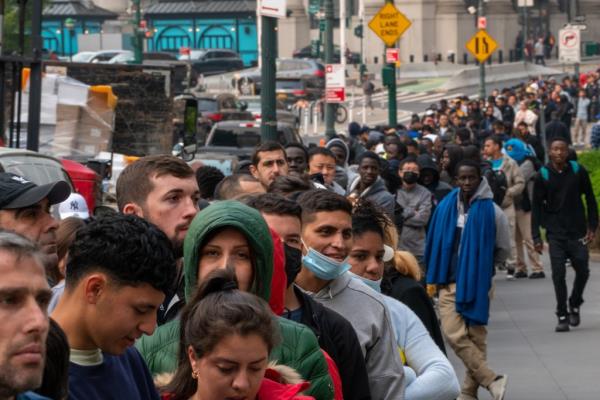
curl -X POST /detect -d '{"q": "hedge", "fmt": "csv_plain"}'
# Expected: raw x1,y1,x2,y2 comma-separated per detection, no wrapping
576,151,600,249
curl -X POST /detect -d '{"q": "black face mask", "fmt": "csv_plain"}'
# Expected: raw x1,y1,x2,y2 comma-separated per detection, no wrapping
284,244,303,287
402,171,419,185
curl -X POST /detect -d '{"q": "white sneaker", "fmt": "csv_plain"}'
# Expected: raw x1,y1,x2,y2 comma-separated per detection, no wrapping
488,375,508,400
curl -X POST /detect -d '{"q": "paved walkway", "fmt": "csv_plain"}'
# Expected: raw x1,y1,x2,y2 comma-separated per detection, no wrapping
447,257,600,400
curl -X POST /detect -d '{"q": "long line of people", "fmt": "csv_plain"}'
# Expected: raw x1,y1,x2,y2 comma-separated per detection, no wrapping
1,70,598,400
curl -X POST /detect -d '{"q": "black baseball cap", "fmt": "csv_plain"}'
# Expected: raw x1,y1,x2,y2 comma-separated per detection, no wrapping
0,172,71,210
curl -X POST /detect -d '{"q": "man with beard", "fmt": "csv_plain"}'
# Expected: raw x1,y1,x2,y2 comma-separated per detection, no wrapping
0,172,70,285
117,155,200,325
0,232,52,400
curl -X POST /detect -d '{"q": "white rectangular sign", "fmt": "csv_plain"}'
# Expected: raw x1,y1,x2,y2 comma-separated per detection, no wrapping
325,64,345,103
518,0,534,6
258,0,287,18
559,27,581,64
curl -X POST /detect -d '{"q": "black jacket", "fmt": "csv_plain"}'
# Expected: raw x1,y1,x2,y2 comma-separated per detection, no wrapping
292,286,372,400
532,162,598,242
382,270,447,354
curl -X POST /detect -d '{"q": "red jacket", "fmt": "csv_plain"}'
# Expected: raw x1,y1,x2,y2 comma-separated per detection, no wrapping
258,368,314,400
268,229,287,316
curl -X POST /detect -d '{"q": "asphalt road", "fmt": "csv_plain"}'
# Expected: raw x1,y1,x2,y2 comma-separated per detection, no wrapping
448,256,600,399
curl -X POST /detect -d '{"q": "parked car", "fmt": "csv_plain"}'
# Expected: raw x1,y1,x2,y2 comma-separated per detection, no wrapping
177,49,244,76
232,58,325,95
182,93,253,145
238,95,298,127
107,51,178,64
293,45,361,64
71,50,129,63
275,78,322,107
195,120,302,174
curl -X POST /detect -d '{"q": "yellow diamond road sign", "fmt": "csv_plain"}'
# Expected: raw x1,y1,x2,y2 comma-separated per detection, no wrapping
466,29,498,63
368,3,412,47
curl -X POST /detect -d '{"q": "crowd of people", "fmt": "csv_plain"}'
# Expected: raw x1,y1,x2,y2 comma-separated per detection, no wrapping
1,70,599,400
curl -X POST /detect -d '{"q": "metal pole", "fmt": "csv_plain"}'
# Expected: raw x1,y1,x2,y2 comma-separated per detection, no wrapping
385,0,397,126
569,0,580,88
340,0,347,69
478,0,485,99
523,5,528,64
260,15,278,141
132,0,143,64
324,0,336,138
27,0,43,151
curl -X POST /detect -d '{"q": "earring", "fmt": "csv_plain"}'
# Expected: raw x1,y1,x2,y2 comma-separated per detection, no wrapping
192,370,198,379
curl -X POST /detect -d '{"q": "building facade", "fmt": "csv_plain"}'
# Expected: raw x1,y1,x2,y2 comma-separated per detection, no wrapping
42,0,599,63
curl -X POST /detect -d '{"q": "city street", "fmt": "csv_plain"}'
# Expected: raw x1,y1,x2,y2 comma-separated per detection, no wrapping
448,256,600,400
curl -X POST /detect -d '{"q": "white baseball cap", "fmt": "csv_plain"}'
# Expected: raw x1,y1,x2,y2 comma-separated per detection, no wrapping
58,192,90,219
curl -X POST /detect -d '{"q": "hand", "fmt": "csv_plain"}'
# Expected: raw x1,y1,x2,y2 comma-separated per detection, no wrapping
585,229,596,245
534,242,544,254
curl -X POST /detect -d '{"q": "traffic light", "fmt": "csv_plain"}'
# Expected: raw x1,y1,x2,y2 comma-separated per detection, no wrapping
354,24,363,38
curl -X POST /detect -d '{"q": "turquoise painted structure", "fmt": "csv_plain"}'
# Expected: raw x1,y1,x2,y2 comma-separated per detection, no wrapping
145,17,257,66
41,20,104,56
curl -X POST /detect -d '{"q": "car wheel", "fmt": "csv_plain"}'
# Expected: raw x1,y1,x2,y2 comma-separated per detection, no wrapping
238,77,255,95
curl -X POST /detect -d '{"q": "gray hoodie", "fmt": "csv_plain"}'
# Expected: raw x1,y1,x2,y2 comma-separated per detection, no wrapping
347,176,396,219
303,273,405,400
396,184,432,257
326,138,358,190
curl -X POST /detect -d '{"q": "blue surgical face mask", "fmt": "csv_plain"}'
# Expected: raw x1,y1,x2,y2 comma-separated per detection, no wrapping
348,271,382,293
301,245,351,281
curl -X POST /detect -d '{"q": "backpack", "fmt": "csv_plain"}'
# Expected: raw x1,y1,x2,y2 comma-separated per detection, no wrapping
540,160,579,181
482,163,508,206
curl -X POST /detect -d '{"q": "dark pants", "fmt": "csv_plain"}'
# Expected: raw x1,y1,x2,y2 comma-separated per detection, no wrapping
548,237,590,317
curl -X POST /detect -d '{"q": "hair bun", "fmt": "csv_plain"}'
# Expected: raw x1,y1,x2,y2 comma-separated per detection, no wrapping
197,269,240,301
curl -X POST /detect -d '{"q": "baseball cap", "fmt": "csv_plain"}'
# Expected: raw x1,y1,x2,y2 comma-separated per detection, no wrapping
58,192,90,219
0,172,71,210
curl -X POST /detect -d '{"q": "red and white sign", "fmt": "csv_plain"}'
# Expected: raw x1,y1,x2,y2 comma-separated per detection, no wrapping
258,0,287,18
559,26,581,64
477,17,487,30
179,47,190,56
325,64,345,103
385,48,399,63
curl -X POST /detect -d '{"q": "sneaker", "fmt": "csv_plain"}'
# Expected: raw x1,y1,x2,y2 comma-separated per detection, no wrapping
529,271,546,279
488,375,508,400
496,263,507,271
556,315,570,332
514,270,528,279
458,394,478,400
569,307,580,327
506,268,515,281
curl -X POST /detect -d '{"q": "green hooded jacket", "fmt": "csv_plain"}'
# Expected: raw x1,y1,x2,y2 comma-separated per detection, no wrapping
136,201,333,399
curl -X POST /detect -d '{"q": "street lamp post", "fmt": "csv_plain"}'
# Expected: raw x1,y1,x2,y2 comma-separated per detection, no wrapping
132,0,143,64
478,0,485,99
260,14,278,142
64,17,75,61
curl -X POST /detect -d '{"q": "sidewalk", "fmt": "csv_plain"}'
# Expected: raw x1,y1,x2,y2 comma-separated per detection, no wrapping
447,258,600,399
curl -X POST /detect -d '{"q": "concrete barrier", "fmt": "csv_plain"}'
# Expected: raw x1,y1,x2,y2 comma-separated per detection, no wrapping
441,62,562,91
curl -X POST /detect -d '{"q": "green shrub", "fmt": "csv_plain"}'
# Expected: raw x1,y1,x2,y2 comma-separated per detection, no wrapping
577,151,600,249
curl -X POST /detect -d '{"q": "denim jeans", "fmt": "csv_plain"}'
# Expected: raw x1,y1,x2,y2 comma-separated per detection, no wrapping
547,236,590,317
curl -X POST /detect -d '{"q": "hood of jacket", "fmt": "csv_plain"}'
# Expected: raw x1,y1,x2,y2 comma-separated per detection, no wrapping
326,138,350,166
465,176,494,204
348,175,387,197
416,154,440,183
183,200,273,302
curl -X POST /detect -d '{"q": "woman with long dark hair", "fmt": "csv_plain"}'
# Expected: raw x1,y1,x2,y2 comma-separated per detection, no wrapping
163,269,313,400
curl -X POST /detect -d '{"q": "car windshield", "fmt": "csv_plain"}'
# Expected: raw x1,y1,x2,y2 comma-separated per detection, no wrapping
276,80,304,90
241,99,261,112
72,52,96,62
197,99,218,112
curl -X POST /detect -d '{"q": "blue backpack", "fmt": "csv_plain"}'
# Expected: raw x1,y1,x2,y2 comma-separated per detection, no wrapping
540,160,579,181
